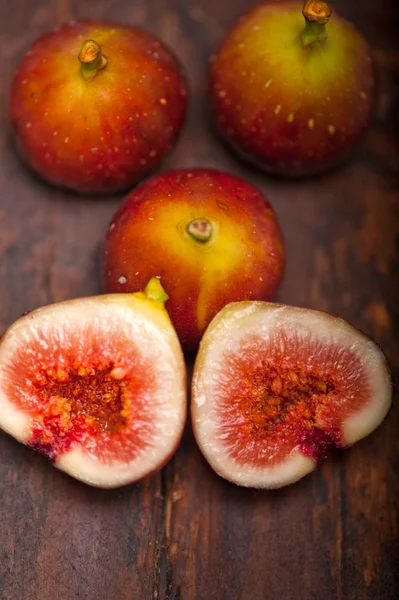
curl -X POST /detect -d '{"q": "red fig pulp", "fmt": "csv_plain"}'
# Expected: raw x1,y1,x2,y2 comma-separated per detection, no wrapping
0,285,186,487
192,302,392,488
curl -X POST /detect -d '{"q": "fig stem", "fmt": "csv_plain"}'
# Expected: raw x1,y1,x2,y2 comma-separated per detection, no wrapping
301,0,332,47
144,277,169,304
186,218,213,244
78,40,108,81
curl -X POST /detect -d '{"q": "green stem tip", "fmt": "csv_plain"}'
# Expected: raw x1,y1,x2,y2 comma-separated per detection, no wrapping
301,0,332,47
144,277,169,304
186,218,213,244
78,39,108,81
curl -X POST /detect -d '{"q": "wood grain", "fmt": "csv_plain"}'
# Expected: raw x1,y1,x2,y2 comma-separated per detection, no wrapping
0,0,398,599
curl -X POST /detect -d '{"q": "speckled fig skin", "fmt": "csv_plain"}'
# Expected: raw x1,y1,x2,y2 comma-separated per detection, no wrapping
209,1,375,177
102,168,285,351
10,20,188,194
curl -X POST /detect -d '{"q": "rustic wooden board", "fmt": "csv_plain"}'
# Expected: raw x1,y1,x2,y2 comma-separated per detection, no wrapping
0,0,398,598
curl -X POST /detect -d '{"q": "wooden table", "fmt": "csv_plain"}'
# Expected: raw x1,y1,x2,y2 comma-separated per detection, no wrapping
1,1,398,598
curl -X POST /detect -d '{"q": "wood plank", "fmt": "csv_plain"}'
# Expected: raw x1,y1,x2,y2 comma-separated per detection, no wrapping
0,0,398,598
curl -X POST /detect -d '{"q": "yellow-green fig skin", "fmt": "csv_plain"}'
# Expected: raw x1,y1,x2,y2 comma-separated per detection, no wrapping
209,1,375,176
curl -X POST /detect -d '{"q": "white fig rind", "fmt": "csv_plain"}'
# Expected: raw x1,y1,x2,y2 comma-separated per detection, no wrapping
192,301,392,489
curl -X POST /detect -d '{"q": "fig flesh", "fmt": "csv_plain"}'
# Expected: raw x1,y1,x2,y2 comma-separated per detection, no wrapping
0,280,186,488
192,302,392,488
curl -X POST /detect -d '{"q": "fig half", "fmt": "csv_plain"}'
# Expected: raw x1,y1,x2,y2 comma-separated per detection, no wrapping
0,279,186,488
192,302,392,489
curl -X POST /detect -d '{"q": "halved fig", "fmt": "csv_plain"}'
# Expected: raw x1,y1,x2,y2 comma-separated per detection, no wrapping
192,302,392,489
0,279,186,488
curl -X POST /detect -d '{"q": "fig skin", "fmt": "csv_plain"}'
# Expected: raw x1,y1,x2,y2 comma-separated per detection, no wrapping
209,1,375,177
102,168,286,351
0,280,187,488
9,20,188,194
192,301,392,489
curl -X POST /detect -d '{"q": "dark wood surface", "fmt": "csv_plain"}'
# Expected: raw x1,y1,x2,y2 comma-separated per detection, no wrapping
1,0,398,598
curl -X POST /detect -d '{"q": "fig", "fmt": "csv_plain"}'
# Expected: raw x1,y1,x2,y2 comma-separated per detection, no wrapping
102,168,285,351
209,0,375,176
192,302,392,488
0,279,186,488
9,20,188,194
